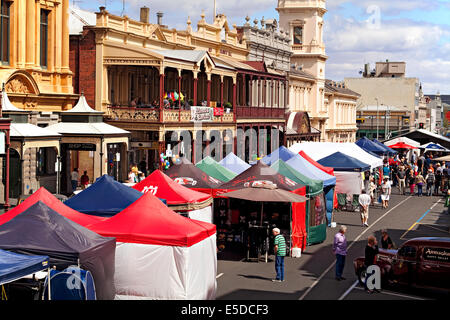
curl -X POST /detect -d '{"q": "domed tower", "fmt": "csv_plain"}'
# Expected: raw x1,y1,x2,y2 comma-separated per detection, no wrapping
277,0,328,141
276,0,327,79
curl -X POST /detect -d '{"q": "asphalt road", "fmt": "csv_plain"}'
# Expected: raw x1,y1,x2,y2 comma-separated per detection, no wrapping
216,189,450,300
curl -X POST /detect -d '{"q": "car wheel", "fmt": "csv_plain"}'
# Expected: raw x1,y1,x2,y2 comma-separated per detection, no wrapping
357,267,367,286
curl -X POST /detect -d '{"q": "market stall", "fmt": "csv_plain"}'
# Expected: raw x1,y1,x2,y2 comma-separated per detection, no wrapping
372,139,398,156
165,157,223,196
286,154,337,227
298,150,338,215
196,156,238,183
0,187,105,226
219,153,251,175
271,160,326,246
0,201,116,300
86,192,217,300
214,161,307,256
356,137,389,156
132,170,214,223
318,152,370,195
289,142,383,170
64,175,144,217
261,146,297,166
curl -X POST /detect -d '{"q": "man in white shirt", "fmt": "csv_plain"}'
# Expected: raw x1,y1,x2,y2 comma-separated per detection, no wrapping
358,190,372,227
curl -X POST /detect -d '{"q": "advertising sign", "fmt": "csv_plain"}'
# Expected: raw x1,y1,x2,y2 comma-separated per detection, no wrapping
191,107,214,122
0,132,5,154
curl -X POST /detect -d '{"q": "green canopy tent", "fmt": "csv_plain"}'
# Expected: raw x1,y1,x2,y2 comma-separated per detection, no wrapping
196,156,238,183
271,160,327,246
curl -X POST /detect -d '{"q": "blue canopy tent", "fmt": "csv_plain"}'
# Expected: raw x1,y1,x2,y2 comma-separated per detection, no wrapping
372,139,398,155
64,175,145,217
419,142,450,153
261,146,297,166
286,154,336,229
0,249,49,286
219,153,251,175
356,137,388,156
318,152,371,172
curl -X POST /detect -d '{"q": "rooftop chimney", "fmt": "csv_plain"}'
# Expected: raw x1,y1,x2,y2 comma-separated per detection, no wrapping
157,12,163,25
140,7,149,24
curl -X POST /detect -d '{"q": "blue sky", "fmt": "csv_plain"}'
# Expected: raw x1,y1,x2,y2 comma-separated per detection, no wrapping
75,0,450,94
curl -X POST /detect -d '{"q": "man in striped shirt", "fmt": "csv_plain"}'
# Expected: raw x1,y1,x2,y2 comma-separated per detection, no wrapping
272,228,286,282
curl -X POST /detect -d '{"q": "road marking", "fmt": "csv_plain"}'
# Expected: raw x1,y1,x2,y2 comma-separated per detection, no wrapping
400,200,441,240
338,280,359,301
353,286,426,300
299,196,412,300
216,273,224,279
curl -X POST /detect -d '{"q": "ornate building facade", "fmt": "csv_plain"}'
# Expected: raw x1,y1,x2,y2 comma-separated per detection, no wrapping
277,0,358,142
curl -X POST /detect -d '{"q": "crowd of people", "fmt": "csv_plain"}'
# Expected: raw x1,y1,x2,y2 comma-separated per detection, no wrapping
362,151,450,208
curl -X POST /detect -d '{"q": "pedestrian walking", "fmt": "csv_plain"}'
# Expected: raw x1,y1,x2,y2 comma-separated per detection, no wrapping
435,163,443,195
71,168,79,193
364,236,380,293
396,166,406,195
416,173,425,197
359,190,371,227
425,169,435,196
380,177,391,209
332,225,347,281
272,228,286,282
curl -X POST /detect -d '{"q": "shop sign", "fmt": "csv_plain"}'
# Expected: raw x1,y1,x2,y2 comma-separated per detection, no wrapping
191,107,214,122
66,143,96,151
214,107,224,116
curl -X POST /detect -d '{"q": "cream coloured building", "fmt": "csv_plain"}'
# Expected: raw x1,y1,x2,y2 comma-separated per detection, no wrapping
277,0,358,142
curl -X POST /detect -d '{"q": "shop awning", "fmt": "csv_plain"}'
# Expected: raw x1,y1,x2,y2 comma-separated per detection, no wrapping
196,156,237,183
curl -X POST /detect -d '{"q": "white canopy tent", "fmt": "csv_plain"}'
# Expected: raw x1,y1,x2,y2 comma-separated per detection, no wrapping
288,142,383,170
384,137,421,148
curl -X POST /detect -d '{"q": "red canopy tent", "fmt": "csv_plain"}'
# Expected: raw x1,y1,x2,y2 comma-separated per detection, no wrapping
86,192,217,300
299,151,338,210
299,150,335,176
0,187,105,227
132,170,214,223
389,142,418,150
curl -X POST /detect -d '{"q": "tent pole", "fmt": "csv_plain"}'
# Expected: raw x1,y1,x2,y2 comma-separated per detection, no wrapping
47,267,51,301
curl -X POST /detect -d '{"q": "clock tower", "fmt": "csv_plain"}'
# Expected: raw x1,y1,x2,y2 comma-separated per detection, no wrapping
277,0,327,80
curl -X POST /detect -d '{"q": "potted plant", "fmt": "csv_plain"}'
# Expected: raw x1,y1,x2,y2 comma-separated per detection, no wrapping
224,102,232,113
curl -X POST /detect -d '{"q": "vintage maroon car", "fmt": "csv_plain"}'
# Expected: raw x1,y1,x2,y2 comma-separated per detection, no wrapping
354,237,450,292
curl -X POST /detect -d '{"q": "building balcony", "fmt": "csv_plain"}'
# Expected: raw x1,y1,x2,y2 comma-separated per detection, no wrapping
105,106,235,124
236,106,286,120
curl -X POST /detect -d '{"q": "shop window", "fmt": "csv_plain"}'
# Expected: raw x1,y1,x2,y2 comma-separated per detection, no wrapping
40,9,50,68
0,0,10,64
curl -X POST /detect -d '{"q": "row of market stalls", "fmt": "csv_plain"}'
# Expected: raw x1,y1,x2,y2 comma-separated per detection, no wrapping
0,178,217,300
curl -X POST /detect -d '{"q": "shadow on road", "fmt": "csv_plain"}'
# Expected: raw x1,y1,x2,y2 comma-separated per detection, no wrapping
218,288,307,300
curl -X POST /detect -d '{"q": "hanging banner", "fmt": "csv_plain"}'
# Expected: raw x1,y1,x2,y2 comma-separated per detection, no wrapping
191,107,214,122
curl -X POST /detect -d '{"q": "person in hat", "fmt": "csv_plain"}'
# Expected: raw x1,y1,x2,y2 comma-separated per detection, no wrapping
380,177,391,209
272,228,286,282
